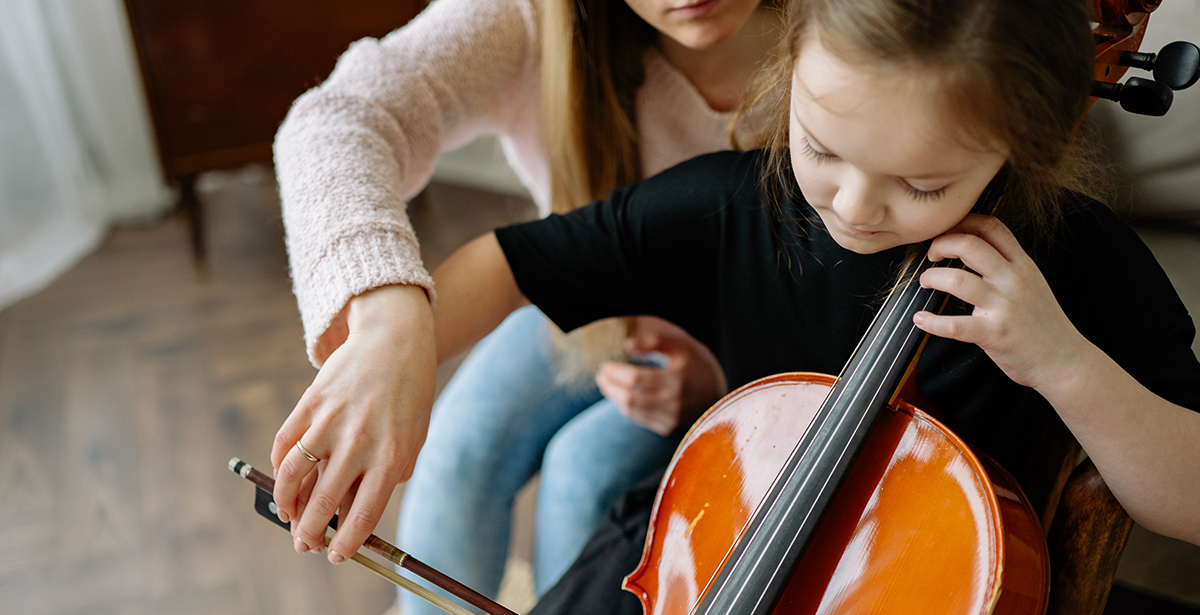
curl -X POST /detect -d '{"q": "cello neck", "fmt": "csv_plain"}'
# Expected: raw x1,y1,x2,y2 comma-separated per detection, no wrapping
691,256,948,615
691,176,1005,615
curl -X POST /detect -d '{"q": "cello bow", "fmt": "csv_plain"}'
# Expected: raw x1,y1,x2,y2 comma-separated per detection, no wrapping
228,458,516,615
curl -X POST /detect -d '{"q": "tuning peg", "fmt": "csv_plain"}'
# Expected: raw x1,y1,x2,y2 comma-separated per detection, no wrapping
1119,41,1200,90
1092,76,1173,116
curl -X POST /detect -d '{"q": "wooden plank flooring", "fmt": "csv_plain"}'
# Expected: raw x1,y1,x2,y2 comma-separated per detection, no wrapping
1,163,1197,614
0,166,534,615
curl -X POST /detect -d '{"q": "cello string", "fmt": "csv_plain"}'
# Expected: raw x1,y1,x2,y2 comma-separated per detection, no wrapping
707,258,943,610
705,266,919,592
745,279,940,612
704,176,1006,610
726,273,939,610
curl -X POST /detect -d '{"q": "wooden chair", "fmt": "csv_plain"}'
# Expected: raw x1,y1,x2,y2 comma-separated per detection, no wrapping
1020,415,1134,615
1047,457,1134,615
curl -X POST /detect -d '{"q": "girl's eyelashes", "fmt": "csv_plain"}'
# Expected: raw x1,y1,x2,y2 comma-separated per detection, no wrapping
800,137,836,163
801,136,947,201
902,182,947,202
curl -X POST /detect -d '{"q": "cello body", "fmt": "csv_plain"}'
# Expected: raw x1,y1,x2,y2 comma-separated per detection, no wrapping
623,373,1049,615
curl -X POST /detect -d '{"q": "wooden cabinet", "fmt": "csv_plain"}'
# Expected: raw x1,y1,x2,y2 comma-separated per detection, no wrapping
122,0,425,268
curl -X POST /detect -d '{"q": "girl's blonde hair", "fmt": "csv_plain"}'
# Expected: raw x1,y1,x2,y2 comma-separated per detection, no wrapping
736,0,1098,246
540,0,658,377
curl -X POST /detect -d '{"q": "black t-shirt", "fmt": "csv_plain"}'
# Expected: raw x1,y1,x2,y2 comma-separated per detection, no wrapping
495,149,1200,476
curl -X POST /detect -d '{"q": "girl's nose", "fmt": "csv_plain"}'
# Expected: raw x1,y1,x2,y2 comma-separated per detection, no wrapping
832,175,884,228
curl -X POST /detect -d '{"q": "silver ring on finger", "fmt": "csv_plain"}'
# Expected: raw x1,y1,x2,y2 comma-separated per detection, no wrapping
295,440,319,462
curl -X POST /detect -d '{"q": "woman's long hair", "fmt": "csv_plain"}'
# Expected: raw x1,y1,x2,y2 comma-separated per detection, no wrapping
540,0,657,377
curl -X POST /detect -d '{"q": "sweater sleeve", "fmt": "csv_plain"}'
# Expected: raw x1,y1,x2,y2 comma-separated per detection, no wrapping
274,0,541,365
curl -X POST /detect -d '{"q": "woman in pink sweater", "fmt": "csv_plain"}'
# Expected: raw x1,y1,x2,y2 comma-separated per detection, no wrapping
270,0,778,610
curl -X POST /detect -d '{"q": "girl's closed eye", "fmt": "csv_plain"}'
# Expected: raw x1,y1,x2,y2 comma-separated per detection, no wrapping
902,182,946,202
802,136,947,202
800,137,837,163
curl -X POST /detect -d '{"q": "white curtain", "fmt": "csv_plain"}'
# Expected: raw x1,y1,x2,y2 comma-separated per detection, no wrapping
0,0,169,311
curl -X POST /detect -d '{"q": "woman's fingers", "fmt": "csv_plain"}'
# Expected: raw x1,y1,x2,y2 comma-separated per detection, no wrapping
597,320,727,436
289,464,320,552
266,284,437,562
292,465,319,535
290,455,361,554
599,361,673,398
271,385,325,523
601,380,677,435
271,381,325,467
289,462,402,564
337,478,360,524
272,435,321,524
326,473,392,565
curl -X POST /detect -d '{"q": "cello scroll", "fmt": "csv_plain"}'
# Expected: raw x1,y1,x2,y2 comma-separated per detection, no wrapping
1089,0,1198,115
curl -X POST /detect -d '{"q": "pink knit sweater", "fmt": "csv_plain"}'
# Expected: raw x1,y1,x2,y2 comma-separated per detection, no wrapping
275,0,743,365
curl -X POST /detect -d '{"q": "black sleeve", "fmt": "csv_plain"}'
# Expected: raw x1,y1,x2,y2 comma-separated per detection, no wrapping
1049,202,1200,413
494,150,754,338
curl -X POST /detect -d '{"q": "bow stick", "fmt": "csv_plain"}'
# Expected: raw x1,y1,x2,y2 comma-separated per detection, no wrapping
229,458,517,615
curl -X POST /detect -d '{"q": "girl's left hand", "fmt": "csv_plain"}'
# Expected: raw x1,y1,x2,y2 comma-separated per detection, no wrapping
913,214,1089,392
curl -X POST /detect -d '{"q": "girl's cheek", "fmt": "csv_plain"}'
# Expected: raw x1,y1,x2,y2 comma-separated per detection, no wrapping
794,166,835,205
790,158,821,197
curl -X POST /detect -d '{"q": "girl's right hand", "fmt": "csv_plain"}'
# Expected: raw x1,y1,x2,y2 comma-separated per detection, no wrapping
270,284,437,565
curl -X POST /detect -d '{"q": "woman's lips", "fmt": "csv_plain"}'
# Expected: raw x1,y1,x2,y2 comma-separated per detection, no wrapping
672,0,719,18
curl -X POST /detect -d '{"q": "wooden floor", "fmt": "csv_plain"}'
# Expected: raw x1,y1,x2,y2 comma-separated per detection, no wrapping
0,166,534,615
1,164,1198,614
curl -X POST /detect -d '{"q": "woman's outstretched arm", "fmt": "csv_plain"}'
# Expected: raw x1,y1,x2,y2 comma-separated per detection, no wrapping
272,232,527,564
270,0,542,568
277,0,540,367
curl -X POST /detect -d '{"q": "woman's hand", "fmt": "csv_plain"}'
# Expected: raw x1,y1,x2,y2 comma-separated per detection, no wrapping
270,284,437,565
595,318,728,436
912,214,1089,393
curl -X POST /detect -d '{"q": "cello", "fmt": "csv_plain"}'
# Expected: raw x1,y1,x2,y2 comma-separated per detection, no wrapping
622,178,1049,615
622,1,1199,614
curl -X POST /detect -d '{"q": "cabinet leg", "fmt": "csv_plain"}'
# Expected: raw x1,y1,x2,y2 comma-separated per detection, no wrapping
178,174,208,275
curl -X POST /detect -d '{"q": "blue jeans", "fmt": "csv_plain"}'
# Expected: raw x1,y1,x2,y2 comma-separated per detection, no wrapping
397,306,680,615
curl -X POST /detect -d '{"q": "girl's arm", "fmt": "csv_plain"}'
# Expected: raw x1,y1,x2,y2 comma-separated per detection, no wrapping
916,214,1200,546
1037,345,1200,545
431,233,530,362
